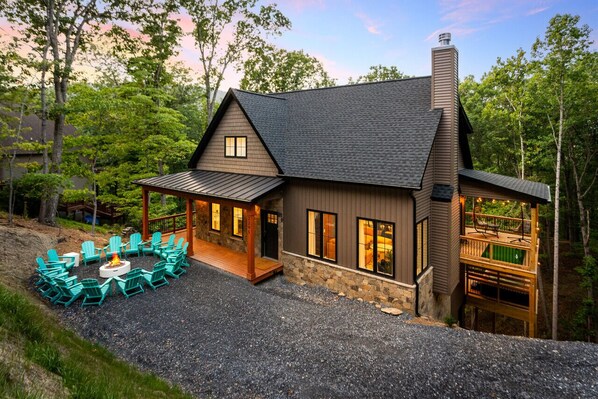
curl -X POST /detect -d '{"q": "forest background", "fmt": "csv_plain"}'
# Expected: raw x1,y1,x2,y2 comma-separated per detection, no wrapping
0,1,596,341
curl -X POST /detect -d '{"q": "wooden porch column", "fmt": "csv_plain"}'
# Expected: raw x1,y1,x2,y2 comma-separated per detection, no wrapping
530,204,539,266
246,205,256,281
142,188,149,240
186,198,194,256
459,195,466,235
529,203,539,338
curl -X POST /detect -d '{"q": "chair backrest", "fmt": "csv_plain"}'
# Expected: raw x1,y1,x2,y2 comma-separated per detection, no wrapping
166,234,175,247
124,268,143,290
129,232,142,248
82,241,96,256
55,278,76,296
151,232,162,245
47,249,59,263
108,236,122,251
173,238,184,250
36,257,50,272
151,262,167,283
81,279,102,297
181,242,189,255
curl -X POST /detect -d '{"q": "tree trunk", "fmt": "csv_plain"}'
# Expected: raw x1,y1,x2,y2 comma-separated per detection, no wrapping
92,180,98,236
552,85,564,341
38,44,50,223
45,85,66,225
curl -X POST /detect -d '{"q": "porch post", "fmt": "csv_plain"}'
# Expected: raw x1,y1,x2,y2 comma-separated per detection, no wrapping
142,188,149,240
186,198,194,256
246,205,256,281
530,204,539,267
459,195,466,235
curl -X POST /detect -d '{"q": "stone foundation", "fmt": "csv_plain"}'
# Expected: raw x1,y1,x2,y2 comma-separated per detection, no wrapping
282,252,416,313
416,267,435,317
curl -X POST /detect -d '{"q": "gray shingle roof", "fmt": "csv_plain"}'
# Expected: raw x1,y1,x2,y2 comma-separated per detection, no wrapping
212,77,442,189
133,170,284,203
459,169,551,204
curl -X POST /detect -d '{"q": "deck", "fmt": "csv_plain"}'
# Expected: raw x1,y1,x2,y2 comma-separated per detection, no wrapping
175,231,283,284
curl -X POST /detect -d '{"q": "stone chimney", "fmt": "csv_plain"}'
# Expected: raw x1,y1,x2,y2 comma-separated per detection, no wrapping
429,32,461,317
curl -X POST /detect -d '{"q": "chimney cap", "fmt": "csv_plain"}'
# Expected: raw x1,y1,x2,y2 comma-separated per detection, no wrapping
438,32,451,46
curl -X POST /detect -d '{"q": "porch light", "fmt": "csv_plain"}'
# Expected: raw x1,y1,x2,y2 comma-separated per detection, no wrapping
476,197,482,203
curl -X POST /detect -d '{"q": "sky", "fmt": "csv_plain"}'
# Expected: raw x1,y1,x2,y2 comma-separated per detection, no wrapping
176,0,597,91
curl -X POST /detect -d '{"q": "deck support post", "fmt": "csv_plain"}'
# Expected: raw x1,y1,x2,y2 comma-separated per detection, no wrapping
186,198,194,256
246,206,256,281
459,195,466,235
529,204,539,338
142,188,149,240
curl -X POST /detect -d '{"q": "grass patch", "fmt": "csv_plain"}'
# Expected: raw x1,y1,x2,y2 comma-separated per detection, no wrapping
481,244,526,265
0,284,192,399
57,218,118,235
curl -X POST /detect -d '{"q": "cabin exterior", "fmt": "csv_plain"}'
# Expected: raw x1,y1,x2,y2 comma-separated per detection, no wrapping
134,34,550,335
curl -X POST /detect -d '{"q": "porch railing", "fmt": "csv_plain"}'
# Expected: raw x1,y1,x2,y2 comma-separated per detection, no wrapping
464,212,531,237
460,235,533,270
148,212,195,234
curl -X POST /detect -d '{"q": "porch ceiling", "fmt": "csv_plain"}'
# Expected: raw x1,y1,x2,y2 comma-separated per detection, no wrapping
134,170,285,203
459,169,551,205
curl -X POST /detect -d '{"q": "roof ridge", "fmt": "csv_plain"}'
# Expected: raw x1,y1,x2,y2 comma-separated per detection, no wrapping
232,88,287,101
269,75,432,95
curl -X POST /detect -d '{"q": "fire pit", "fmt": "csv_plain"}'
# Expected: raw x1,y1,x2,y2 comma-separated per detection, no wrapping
99,253,131,278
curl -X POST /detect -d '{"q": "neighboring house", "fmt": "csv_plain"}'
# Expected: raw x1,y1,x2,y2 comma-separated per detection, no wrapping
135,34,550,336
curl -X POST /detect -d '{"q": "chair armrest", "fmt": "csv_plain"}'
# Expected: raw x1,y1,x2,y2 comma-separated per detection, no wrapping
58,255,75,262
48,260,68,267
113,276,125,283
101,278,114,288
140,270,152,276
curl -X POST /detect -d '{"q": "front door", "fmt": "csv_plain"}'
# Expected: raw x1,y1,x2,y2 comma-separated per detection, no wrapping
261,211,279,260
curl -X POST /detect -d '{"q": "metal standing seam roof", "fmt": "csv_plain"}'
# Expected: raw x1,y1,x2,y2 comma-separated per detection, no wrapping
459,169,551,204
133,170,285,203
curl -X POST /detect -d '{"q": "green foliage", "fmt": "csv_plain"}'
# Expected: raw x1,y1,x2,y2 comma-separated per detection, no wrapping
444,315,458,328
0,284,193,398
349,65,412,84
240,45,336,93
15,173,71,202
56,217,114,235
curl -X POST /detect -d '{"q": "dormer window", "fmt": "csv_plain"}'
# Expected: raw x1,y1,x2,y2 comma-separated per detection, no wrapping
225,136,247,158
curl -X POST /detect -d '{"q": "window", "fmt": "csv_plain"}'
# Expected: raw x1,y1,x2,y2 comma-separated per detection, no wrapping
307,210,336,262
224,136,247,158
416,218,429,276
357,218,394,277
211,203,220,231
233,207,243,237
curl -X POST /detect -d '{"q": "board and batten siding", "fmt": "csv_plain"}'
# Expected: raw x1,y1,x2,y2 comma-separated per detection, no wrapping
196,101,279,176
284,179,414,285
414,146,435,222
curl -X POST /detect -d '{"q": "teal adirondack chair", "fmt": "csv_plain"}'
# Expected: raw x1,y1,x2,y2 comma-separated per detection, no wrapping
139,232,161,256
113,268,144,298
81,241,102,266
164,254,186,279
141,262,169,290
154,234,175,258
37,271,71,301
47,249,75,270
36,257,66,276
160,238,184,259
121,232,142,258
53,277,83,307
166,242,189,268
80,278,113,306
103,236,123,261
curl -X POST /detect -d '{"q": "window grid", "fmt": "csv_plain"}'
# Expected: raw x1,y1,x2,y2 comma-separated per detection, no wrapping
211,203,220,231
357,218,394,278
224,136,247,158
307,210,336,262
233,207,243,237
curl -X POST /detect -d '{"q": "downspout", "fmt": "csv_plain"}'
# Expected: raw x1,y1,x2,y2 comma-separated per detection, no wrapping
410,191,420,317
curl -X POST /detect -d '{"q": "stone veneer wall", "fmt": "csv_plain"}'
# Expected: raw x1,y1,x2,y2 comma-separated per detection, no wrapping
282,252,416,313
416,267,434,317
195,200,247,253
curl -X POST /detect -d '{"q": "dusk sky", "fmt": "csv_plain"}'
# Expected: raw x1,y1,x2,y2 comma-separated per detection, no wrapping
179,0,597,90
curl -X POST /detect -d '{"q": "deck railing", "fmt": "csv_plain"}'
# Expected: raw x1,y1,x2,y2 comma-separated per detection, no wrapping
465,264,535,311
460,235,533,270
148,212,195,234
464,212,531,237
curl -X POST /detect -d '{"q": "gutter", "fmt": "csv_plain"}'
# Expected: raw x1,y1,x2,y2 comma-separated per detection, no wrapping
410,191,420,317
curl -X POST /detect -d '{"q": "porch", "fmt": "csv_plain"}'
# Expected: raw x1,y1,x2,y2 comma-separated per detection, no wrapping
458,169,551,337
173,230,283,284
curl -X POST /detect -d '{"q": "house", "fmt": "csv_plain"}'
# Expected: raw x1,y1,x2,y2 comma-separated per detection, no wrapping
134,34,550,336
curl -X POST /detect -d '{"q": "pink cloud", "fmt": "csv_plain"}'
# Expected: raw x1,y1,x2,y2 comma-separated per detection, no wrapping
355,11,383,36
526,7,549,16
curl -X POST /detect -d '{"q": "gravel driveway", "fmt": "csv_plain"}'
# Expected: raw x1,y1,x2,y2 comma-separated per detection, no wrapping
55,258,598,398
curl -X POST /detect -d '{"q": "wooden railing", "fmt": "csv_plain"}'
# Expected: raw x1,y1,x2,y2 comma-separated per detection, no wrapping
464,212,531,237
460,235,533,270
149,212,195,234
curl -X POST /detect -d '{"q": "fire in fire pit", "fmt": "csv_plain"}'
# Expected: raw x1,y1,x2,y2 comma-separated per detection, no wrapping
109,253,123,268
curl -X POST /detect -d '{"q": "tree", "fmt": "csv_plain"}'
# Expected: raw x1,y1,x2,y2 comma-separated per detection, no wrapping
532,14,593,340
181,0,291,124
348,65,411,84
240,45,335,93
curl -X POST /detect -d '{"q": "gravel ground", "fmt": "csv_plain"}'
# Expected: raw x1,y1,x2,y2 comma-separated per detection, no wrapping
53,258,598,398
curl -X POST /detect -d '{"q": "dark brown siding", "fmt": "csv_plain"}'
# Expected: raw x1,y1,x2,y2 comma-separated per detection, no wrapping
414,146,435,222
460,179,525,202
283,179,414,284
196,101,279,176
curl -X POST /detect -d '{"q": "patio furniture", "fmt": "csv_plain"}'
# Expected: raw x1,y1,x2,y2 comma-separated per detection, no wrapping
141,261,169,290
80,278,113,306
166,242,189,268
164,254,186,279
473,206,499,237
37,271,71,301
139,232,161,256
47,249,75,270
103,236,123,261
154,234,175,258
113,268,145,298
121,232,143,258
160,238,184,259
53,277,83,307
81,241,102,266
35,256,66,276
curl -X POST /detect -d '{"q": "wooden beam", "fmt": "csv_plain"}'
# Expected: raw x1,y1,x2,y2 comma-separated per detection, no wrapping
186,198,194,256
142,188,149,240
460,195,466,235
246,206,256,281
